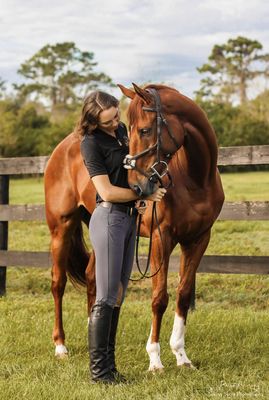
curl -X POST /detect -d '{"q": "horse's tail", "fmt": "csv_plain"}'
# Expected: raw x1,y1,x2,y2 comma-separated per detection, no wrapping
66,213,90,288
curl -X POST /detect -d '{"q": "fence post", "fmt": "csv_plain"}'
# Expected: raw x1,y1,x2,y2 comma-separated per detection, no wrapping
0,175,9,296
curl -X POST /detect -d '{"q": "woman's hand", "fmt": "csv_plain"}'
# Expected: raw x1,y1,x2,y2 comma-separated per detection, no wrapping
135,200,148,215
145,188,167,202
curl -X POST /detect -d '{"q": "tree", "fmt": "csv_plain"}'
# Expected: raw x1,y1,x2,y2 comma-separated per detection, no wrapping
248,89,269,124
196,98,269,147
36,110,79,155
0,78,6,99
0,99,50,157
15,42,114,108
0,99,18,156
196,36,269,104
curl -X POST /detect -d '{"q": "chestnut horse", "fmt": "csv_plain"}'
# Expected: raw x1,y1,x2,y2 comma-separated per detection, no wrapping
44,83,224,370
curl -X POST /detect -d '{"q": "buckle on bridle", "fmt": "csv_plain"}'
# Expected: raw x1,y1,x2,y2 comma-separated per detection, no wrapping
150,161,168,179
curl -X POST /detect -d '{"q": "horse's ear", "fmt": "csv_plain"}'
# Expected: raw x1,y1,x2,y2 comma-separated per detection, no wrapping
132,83,152,104
117,84,135,99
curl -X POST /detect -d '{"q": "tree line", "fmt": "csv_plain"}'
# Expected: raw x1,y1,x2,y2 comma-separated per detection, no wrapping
0,37,269,157
195,36,269,149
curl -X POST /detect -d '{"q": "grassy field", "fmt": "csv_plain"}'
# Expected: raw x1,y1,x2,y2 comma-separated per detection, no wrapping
0,172,268,399
1,271,269,400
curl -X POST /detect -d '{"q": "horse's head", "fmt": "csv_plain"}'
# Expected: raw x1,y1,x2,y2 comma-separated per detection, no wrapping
118,83,186,197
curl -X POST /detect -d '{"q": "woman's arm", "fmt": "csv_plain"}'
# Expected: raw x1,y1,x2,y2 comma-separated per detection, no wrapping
92,175,139,202
92,175,166,202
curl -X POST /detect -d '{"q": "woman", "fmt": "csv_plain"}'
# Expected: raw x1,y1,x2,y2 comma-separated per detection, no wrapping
80,91,166,384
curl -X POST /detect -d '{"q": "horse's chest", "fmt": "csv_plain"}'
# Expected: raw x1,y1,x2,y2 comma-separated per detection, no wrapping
172,199,215,238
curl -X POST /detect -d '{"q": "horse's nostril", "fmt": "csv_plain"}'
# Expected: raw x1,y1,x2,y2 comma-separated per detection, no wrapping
149,175,158,184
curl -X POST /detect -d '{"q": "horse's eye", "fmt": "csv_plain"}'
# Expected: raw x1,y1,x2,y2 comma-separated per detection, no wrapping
139,128,151,137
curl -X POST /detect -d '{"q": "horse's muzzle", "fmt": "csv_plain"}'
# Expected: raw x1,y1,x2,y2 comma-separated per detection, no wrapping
131,179,157,198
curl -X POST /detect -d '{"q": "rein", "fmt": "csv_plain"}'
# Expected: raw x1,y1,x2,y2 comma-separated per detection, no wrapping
127,88,182,281
129,202,164,281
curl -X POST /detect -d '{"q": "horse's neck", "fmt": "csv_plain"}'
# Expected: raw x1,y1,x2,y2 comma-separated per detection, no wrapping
176,97,218,187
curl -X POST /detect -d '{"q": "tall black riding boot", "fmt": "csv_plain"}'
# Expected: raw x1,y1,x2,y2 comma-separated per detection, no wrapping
88,302,115,384
107,307,127,382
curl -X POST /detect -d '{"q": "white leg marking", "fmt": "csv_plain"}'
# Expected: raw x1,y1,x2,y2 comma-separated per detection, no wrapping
169,313,193,367
146,326,164,371
55,344,68,358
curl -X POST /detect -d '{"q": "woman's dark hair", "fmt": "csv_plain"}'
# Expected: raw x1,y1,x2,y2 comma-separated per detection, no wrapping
76,91,119,137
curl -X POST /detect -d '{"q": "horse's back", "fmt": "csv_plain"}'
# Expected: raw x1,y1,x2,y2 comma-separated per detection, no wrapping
44,132,96,228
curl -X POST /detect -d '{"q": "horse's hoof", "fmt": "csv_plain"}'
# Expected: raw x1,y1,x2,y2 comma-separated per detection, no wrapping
56,352,68,360
178,362,196,369
148,367,164,374
55,344,68,358
183,362,193,368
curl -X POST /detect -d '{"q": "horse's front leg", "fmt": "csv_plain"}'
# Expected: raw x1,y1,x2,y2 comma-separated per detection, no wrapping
146,231,175,372
170,229,211,368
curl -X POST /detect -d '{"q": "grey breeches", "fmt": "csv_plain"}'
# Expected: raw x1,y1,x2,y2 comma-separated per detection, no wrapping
89,204,137,308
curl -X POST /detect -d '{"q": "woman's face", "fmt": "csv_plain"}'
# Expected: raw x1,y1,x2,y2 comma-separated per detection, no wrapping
98,106,120,132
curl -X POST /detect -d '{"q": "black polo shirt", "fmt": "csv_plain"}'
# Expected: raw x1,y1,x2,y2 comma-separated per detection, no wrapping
80,122,135,206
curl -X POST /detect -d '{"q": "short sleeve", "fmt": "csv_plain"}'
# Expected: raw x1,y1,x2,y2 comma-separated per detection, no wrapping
80,135,108,178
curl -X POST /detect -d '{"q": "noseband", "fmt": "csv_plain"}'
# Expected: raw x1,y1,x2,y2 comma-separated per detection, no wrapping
123,88,183,192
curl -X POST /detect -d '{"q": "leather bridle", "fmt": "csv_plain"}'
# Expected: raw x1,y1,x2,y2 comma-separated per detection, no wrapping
123,88,184,194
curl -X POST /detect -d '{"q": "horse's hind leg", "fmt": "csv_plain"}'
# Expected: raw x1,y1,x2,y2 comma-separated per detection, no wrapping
85,250,96,318
50,223,70,358
51,208,90,357
170,229,211,368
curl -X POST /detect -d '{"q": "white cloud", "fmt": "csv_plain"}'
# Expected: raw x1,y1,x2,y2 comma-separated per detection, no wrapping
0,0,269,99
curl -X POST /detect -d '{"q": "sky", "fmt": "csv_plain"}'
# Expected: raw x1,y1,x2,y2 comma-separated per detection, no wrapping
0,0,269,99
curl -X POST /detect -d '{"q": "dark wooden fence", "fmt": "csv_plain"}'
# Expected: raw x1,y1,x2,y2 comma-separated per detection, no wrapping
0,145,269,295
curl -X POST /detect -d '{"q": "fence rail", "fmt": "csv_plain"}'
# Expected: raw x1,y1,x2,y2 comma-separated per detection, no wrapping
0,145,269,176
1,201,269,221
0,251,268,275
1,145,269,295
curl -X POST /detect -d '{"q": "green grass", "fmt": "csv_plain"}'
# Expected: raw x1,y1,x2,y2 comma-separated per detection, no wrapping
208,171,269,256
1,271,269,400
221,171,269,201
1,173,268,399
10,176,45,204
10,171,269,204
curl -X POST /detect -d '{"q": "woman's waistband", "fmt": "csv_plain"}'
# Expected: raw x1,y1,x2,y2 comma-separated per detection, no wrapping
97,201,138,216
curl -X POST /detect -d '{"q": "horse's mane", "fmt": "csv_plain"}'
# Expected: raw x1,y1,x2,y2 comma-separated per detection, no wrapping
128,84,179,127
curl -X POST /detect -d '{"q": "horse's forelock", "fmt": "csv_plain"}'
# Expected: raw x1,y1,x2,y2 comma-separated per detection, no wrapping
127,84,179,127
